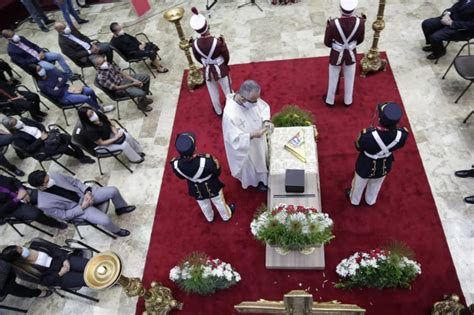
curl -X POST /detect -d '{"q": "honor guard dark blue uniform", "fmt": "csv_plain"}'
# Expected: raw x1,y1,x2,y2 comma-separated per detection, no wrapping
347,102,409,206
170,132,235,222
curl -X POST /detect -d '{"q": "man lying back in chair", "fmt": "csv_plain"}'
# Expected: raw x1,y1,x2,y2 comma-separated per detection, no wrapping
27,170,135,237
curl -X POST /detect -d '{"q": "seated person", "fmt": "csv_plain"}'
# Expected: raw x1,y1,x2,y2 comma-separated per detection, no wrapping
78,106,145,163
54,22,113,66
0,174,67,230
1,241,88,289
422,0,474,59
94,56,153,112
1,29,78,80
31,64,114,113
0,132,25,176
1,116,95,164
0,59,20,85
0,80,48,122
109,22,168,73
27,170,135,237
0,259,52,298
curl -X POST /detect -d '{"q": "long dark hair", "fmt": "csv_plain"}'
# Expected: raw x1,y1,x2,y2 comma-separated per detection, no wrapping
77,106,110,129
1,245,21,262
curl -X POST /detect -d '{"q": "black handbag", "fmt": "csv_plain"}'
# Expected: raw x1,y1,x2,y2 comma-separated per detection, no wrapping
43,129,62,152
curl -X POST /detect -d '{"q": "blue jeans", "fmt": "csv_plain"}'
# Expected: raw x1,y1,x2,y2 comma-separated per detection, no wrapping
38,52,73,77
20,0,49,28
61,87,100,109
55,0,83,29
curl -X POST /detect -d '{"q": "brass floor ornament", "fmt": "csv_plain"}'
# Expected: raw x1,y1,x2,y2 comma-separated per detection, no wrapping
84,251,183,315
360,0,387,77
164,7,204,90
235,290,365,315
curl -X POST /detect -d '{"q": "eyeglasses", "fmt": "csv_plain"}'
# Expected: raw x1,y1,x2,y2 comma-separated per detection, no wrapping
241,95,259,104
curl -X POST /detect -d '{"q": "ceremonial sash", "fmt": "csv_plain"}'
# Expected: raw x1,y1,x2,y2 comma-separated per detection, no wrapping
173,158,212,183
193,38,225,80
332,17,360,65
363,130,402,160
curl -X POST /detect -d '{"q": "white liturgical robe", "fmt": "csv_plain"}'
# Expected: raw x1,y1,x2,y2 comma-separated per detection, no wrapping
222,94,271,189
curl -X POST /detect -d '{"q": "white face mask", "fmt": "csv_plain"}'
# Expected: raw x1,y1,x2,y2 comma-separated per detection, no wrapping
63,26,71,34
99,62,109,70
118,30,125,36
89,112,99,122
21,247,30,258
46,178,56,189
14,121,24,129
11,34,20,43
37,68,46,77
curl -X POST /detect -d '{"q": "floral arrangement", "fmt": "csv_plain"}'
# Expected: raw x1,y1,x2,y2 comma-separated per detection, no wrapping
250,204,334,251
335,244,422,289
271,105,314,127
169,252,241,295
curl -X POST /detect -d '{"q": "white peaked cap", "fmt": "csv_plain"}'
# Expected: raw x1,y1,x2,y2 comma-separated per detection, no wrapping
340,0,358,11
189,7,208,34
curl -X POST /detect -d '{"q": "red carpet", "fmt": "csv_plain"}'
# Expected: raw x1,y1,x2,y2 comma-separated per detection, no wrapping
137,54,464,315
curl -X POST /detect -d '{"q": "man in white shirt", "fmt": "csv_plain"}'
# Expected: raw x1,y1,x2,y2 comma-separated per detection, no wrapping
222,80,270,190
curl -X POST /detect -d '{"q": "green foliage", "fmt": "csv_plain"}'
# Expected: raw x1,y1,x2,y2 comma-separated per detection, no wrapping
271,105,315,127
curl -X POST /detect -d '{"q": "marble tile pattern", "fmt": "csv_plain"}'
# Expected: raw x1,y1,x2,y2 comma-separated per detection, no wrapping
0,0,473,313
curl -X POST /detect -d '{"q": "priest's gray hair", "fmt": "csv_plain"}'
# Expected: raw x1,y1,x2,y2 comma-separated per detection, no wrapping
1,116,16,129
238,80,261,99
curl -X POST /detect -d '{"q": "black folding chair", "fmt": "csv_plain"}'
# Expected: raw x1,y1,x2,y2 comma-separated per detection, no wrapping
110,42,156,79
0,294,28,313
71,119,133,175
463,110,473,123
15,84,50,110
11,237,99,303
435,31,474,66
452,55,474,103
4,216,54,238
69,180,117,240
94,76,148,119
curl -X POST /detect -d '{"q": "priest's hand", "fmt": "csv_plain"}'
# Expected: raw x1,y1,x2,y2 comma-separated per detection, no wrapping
250,128,266,139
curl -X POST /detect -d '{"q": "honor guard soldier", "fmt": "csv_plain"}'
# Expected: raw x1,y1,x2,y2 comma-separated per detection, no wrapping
346,102,409,206
323,0,365,107
170,132,236,222
189,7,232,116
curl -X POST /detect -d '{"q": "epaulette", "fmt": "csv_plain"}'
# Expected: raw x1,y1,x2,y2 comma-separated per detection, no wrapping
170,156,178,163
402,127,409,133
361,127,375,134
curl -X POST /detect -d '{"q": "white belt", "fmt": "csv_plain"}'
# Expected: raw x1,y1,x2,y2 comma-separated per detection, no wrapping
363,130,402,160
332,40,357,65
173,158,212,183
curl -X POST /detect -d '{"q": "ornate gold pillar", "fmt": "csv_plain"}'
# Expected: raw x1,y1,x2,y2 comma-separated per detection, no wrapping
164,7,204,90
360,0,387,77
84,251,183,315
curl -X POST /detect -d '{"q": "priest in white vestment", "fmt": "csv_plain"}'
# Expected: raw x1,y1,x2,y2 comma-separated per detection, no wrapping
222,80,271,190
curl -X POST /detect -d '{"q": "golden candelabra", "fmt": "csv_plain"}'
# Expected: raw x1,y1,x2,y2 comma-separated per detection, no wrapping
431,294,473,315
84,252,183,315
164,7,204,90
360,0,387,77
234,290,366,314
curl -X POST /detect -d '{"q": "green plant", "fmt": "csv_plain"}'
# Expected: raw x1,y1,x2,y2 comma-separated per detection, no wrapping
271,105,315,127
169,252,241,295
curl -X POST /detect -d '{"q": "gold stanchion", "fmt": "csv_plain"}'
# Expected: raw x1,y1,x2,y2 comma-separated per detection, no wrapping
84,252,183,315
164,7,204,90
360,0,387,77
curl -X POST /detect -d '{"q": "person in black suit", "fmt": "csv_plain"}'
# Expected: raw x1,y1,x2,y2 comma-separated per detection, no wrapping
0,132,25,177
422,0,474,59
0,259,52,298
0,81,48,122
346,102,410,206
1,116,95,164
54,22,113,67
170,132,235,223
454,166,474,204
0,174,67,229
109,22,168,73
1,241,88,289
0,59,20,85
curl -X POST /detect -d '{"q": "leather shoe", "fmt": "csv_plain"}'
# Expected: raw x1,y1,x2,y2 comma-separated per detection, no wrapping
422,45,433,52
464,195,474,204
114,229,130,237
58,222,68,230
427,50,446,60
454,168,474,178
38,290,53,298
14,169,25,177
78,19,89,24
229,203,236,215
40,26,49,32
79,156,96,164
345,188,351,201
257,183,268,192
116,206,136,215
322,95,334,107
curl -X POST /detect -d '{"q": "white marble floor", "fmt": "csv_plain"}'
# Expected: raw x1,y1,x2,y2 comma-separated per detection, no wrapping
0,0,472,314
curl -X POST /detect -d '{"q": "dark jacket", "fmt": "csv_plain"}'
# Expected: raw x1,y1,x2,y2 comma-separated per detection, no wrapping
0,259,14,290
37,68,69,101
170,153,224,200
58,25,93,67
355,127,409,178
0,175,24,218
10,117,46,155
110,33,141,59
447,0,474,30
7,36,43,71
28,241,69,287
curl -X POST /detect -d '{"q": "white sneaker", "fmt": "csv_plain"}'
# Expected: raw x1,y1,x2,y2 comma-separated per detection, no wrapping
101,105,116,113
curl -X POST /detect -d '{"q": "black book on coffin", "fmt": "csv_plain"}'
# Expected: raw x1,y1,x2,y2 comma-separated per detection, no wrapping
285,169,305,193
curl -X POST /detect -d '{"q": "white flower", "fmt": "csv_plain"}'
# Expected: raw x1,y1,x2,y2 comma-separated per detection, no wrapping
169,266,181,281
274,211,287,224
223,270,233,281
234,272,241,282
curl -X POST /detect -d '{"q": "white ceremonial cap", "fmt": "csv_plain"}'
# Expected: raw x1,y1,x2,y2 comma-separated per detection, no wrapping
189,7,208,34
340,0,358,12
